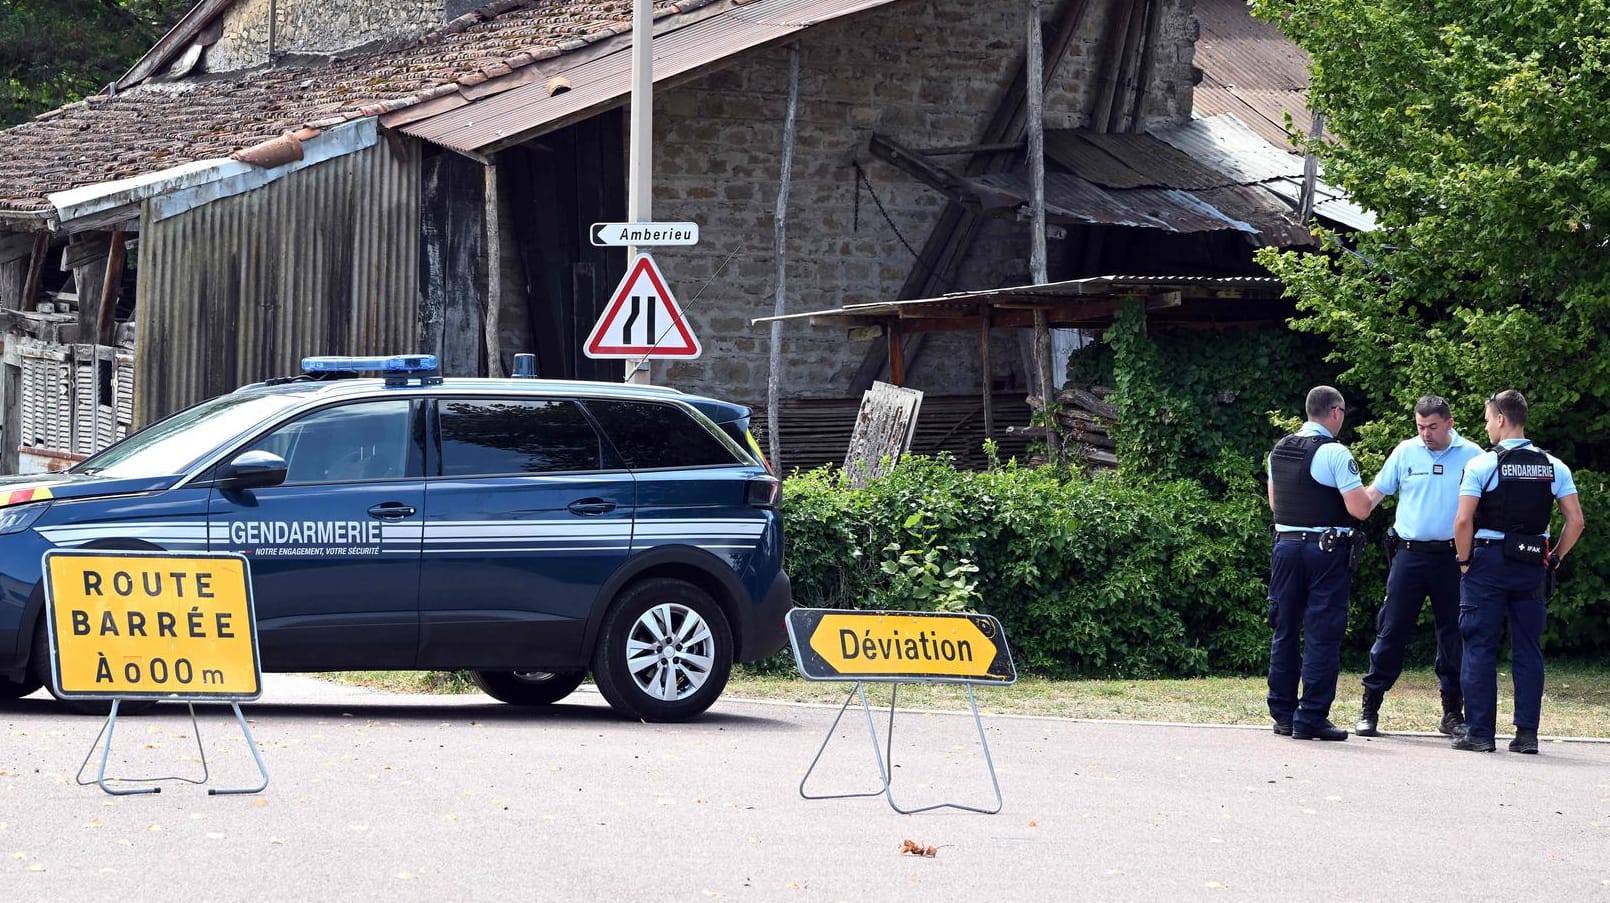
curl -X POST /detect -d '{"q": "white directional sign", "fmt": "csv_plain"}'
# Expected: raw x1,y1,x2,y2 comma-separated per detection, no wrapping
589,221,700,247
584,254,702,359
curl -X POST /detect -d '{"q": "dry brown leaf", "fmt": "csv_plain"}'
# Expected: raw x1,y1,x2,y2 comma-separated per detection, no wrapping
899,838,938,857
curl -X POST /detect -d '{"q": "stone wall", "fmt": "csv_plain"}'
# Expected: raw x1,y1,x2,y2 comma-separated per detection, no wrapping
636,0,1196,405
206,0,444,73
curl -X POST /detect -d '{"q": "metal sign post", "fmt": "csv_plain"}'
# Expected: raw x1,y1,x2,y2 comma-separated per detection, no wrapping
626,0,654,385
786,608,1017,814
44,550,270,796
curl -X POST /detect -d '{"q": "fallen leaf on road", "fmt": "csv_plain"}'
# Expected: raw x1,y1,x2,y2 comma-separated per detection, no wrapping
899,839,938,857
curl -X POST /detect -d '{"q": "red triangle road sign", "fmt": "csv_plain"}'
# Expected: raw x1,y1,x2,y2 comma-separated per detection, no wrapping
584,254,703,359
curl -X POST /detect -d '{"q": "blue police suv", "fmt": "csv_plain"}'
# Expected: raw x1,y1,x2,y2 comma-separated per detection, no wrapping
0,355,790,721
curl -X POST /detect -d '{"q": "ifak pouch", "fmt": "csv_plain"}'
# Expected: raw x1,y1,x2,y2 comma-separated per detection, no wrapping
1502,532,1547,565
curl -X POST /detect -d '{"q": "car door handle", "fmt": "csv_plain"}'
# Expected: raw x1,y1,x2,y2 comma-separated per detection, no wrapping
368,502,416,519
567,498,617,516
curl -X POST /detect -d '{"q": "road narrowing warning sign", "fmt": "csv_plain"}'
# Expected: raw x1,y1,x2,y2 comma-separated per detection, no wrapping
584,253,702,359
786,608,1016,684
44,550,262,701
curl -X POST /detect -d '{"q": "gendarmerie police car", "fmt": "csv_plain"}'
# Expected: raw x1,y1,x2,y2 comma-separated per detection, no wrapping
0,354,790,722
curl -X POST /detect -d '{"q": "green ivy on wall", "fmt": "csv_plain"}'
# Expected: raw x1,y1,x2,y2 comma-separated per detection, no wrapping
1071,301,1340,489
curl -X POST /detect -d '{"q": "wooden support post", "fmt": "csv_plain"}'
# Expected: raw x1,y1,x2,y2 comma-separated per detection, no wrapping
1027,0,1059,461
20,232,48,312
96,229,128,346
767,42,801,473
979,305,994,439
484,161,503,378
887,329,905,387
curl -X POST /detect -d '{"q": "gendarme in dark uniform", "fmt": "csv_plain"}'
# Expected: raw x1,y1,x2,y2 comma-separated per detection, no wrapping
1266,386,1373,741
1356,395,1481,737
1451,390,1583,753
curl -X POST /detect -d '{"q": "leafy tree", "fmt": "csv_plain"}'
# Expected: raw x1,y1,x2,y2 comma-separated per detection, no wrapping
1249,0,1610,467
1,0,193,127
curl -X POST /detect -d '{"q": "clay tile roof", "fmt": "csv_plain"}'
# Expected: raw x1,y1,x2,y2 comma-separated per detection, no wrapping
0,0,688,220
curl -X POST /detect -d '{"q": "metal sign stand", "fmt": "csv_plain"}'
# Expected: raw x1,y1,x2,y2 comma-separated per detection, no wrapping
798,679,1005,815
788,608,1016,815
75,699,270,796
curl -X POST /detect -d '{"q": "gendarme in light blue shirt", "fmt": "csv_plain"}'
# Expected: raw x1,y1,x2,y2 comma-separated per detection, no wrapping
1269,421,1363,533
1459,438,1578,540
1371,428,1483,541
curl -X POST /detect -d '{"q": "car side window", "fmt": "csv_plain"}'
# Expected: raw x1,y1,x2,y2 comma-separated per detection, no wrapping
584,399,745,469
244,400,413,484
437,398,612,476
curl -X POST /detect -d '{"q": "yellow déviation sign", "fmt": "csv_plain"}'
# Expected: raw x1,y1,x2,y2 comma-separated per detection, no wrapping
44,551,262,701
787,608,1016,684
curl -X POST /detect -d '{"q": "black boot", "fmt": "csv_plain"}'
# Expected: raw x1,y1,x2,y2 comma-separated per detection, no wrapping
1438,690,1466,737
1356,689,1384,737
1508,726,1539,754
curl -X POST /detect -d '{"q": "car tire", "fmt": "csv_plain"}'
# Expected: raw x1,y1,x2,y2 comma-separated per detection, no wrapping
0,673,43,699
469,669,587,706
591,577,732,722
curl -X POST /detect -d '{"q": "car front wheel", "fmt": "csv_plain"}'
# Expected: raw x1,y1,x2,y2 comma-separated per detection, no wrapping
0,673,43,700
33,612,157,717
591,578,732,722
469,669,587,706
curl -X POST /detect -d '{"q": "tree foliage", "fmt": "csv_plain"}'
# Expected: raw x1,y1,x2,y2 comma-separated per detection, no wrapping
1,0,193,127
1249,0,1610,466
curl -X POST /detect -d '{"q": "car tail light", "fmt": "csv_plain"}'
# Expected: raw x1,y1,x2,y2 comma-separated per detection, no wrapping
745,476,781,509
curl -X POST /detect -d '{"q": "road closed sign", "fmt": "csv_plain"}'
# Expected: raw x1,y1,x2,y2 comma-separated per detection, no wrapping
43,550,262,701
787,608,1016,684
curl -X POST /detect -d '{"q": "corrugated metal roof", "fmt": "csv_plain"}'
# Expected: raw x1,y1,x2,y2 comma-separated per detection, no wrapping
1152,115,1300,184
1261,176,1379,232
886,114,1370,243
968,172,1248,233
397,0,908,153
1068,131,1233,190
1191,0,1316,149
754,275,1287,327
1192,85,1314,151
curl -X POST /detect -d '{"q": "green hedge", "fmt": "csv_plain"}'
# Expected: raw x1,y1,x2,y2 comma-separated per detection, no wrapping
782,455,1275,678
779,457,1606,679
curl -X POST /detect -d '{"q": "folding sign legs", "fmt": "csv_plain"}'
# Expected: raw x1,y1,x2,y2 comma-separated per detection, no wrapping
882,682,1004,815
799,681,1005,814
799,681,890,801
76,700,270,796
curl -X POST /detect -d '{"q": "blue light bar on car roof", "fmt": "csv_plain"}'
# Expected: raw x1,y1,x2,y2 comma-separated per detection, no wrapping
301,354,440,374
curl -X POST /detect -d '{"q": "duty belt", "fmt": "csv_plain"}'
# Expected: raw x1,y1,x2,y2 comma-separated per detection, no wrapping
1394,539,1455,553
1275,531,1350,542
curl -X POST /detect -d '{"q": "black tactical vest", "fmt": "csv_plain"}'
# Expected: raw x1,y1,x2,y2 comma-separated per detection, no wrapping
1474,444,1555,535
1270,433,1355,528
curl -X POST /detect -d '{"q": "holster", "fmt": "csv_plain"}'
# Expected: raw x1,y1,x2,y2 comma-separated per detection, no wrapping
1348,530,1367,572
1382,527,1399,569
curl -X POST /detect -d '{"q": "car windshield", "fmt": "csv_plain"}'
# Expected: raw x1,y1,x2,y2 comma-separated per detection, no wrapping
73,390,313,479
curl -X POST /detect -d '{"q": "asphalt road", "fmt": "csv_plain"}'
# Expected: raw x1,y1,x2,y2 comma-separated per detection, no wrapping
3,677,1608,901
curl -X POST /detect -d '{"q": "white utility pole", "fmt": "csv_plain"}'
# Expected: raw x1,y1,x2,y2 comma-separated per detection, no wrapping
1027,0,1059,460
626,0,654,384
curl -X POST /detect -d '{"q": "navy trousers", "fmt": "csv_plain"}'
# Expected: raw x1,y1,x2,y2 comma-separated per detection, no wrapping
1362,549,1463,696
1267,539,1352,730
1458,544,1548,742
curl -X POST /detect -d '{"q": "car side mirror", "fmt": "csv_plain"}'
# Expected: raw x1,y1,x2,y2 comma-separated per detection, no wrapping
219,450,288,490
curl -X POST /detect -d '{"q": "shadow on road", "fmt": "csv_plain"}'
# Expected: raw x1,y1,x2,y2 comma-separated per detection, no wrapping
0,692,794,730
